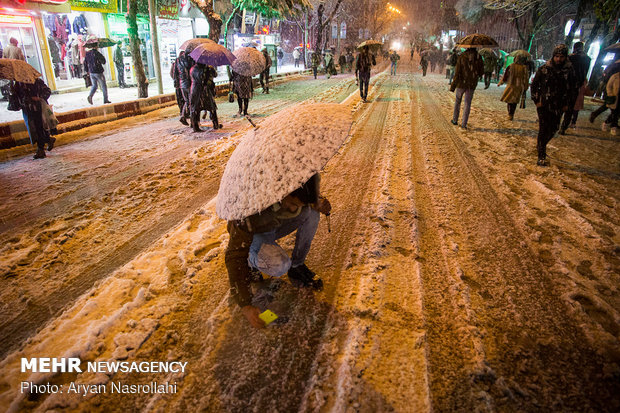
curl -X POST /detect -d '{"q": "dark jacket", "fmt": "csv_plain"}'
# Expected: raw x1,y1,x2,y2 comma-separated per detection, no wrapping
262,51,272,71
84,49,106,74
231,70,253,99
189,63,207,114
176,53,192,90
451,49,484,91
531,59,577,112
568,51,591,85
113,45,123,66
13,79,52,143
201,65,218,112
225,204,312,307
355,51,376,74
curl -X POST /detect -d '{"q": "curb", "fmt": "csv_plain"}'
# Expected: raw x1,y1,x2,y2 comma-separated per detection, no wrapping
0,69,312,150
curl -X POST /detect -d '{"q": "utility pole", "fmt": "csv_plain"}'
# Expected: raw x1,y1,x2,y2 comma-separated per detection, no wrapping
148,0,163,94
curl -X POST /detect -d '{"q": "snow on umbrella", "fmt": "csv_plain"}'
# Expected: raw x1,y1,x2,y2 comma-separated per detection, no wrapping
231,47,266,76
179,38,216,53
189,42,236,66
357,40,382,51
456,33,499,48
509,49,532,61
216,103,353,221
85,37,117,48
0,58,42,84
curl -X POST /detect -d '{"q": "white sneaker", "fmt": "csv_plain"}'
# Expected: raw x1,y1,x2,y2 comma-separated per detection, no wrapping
602,123,610,131
611,127,619,136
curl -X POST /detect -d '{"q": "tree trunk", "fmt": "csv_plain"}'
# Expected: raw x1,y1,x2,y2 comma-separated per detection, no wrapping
564,0,587,46
190,0,223,41
316,4,324,54
126,0,148,98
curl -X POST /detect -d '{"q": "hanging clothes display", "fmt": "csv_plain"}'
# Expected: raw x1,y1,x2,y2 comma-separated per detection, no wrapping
54,15,70,44
72,14,88,35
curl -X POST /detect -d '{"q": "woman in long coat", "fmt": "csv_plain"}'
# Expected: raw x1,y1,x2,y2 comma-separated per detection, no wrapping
189,62,207,131
201,65,222,129
498,56,530,120
231,70,253,116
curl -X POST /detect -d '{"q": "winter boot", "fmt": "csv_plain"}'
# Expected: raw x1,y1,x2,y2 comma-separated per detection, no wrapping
179,117,189,126
288,263,323,291
33,148,46,159
47,137,56,151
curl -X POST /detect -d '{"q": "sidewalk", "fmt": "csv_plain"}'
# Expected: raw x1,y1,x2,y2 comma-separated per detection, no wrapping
0,64,311,150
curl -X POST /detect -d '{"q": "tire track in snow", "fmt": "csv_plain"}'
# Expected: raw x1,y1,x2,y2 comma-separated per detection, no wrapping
412,73,619,411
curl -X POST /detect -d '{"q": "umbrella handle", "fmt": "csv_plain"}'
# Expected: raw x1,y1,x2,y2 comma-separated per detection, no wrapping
245,115,257,128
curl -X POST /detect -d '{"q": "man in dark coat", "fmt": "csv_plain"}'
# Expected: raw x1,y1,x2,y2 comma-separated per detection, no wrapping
531,44,577,166
176,52,193,125
590,58,620,125
420,51,429,76
189,63,208,132
170,52,185,119
560,42,591,134
450,47,484,129
259,48,272,94
225,174,331,329
355,46,376,102
113,42,126,88
84,46,110,105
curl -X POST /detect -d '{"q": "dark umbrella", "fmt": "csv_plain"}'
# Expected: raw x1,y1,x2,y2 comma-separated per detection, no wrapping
456,33,499,48
85,38,116,48
179,38,216,54
189,43,236,66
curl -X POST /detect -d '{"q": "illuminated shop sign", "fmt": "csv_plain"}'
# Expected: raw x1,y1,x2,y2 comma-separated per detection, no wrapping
0,14,33,24
70,0,118,13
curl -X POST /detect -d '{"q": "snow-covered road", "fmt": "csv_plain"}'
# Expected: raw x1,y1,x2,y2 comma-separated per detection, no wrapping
0,60,618,412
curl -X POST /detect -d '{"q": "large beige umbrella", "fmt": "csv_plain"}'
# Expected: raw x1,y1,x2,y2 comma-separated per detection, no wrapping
456,33,499,48
231,47,266,76
357,40,382,51
0,58,42,84
179,38,216,53
216,103,353,220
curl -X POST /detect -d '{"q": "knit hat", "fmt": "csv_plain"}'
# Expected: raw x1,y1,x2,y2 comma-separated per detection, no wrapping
553,44,568,57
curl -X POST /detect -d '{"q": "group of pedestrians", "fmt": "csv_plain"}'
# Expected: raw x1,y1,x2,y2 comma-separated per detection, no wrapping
171,50,221,132
443,41,619,167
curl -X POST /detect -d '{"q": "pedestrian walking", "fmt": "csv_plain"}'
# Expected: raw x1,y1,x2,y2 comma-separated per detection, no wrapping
277,48,283,67
4,37,25,60
346,50,354,72
311,51,320,79
84,46,110,105
530,44,576,166
560,42,591,134
113,41,126,88
259,48,272,94
410,48,414,62
389,50,400,75
498,56,529,120
230,69,253,116
189,62,207,132
176,52,193,126
450,47,484,129
203,65,222,130
11,78,56,159
420,51,429,76
170,52,186,120
356,46,376,102
605,71,619,135
338,53,346,74
324,50,336,79
495,54,505,82
483,52,498,89
293,48,300,67
446,48,458,83
591,59,620,128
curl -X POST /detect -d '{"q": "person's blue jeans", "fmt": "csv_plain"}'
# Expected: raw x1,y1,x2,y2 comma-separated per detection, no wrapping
390,62,397,75
248,206,320,277
89,73,108,102
453,87,475,127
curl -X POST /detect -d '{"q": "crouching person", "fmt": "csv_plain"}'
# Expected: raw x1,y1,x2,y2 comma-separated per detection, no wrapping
225,174,331,328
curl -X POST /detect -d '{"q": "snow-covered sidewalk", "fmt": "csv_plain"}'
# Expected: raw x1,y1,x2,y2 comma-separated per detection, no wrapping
0,63,308,124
